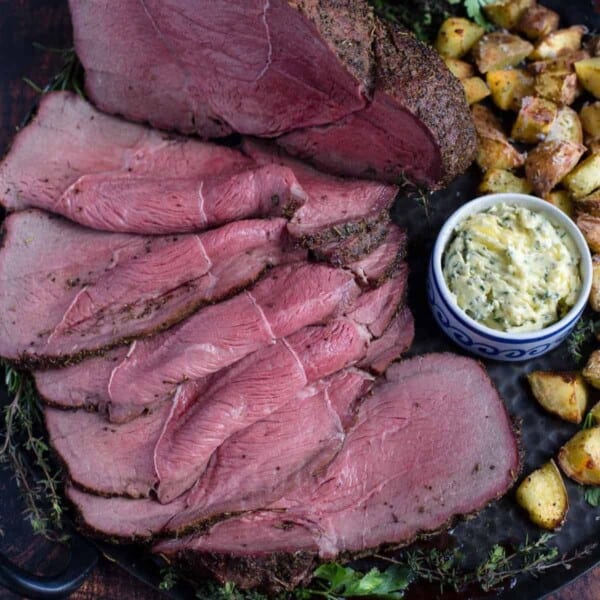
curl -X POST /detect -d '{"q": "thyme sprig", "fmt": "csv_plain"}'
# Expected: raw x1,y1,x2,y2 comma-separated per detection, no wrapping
0,363,66,542
23,45,84,97
566,317,600,364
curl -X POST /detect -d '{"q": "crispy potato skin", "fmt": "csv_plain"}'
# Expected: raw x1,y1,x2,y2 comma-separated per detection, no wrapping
525,140,585,196
484,0,534,30
434,17,484,58
563,154,600,198
583,349,600,388
462,77,491,105
575,190,600,218
517,4,559,40
580,102,600,137
479,169,532,194
546,107,583,144
558,428,600,486
590,256,600,312
527,371,588,424
511,95,558,143
577,214,600,253
473,32,533,73
486,69,534,111
534,70,580,105
544,190,574,217
531,26,586,60
515,460,569,530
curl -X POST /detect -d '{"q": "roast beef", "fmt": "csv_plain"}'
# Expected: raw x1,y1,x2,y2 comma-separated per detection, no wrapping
57,165,307,234
68,0,475,187
0,212,297,365
107,263,360,421
64,369,374,537
154,354,519,589
0,92,252,213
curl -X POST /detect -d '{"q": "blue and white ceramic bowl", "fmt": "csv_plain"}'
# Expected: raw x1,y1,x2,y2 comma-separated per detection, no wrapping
427,193,593,362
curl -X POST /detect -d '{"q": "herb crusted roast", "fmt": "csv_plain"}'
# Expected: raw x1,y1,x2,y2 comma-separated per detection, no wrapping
68,0,476,187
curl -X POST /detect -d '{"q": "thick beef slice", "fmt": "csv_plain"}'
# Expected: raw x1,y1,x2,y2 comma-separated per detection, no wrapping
34,348,126,410
46,218,297,359
154,354,519,589
57,165,307,234
0,92,252,212
69,0,371,137
0,210,154,365
108,263,360,419
155,318,370,503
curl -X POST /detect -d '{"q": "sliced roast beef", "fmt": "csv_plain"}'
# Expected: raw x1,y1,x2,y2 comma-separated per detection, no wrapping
56,165,307,234
0,92,252,212
108,263,360,421
154,354,519,589
69,0,475,187
44,218,297,361
65,369,373,536
34,348,126,410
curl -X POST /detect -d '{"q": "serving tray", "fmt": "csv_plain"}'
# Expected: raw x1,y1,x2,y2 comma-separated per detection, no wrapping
0,0,599,598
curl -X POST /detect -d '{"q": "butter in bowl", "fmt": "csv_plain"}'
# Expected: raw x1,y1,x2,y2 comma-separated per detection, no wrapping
428,193,592,361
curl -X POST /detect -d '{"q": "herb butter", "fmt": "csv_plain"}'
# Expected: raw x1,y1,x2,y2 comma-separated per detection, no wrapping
443,204,581,332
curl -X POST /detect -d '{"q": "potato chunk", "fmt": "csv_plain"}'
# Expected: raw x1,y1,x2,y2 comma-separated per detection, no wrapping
580,102,600,138
486,69,534,111
483,0,534,29
583,349,600,388
515,460,568,530
531,26,587,61
434,18,485,59
544,190,574,217
511,96,558,143
462,77,491,105
472,104,526,171
563,154,600,198
545,107,583,145
444,57,475,80
527,371,588,424
517,4,559,40
575,57,600,99
525,140,585,196
529,50,591,75
558,428,600,486
577,214,600,253
590,256,600,312
575,190,600,217
534,71,580,106
473,33,533,74
478,169,532,194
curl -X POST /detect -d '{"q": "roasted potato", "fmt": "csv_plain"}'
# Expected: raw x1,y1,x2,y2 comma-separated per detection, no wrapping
527,371,588,424
531,26,587,61
580,102,600,138
511,96,558,143
472,104,526,171
534,70,579,105
472,33,533,74
545,107,583,144
483,0,534,30
517,4,559,40
462,77,491,105
563,154,600,198
558,428,600,486
434,18,485,59
591,401,600,424
479,169,533,194
576,214,600,253
528,50,590,76
544,190,574,217
444,57,475,80
525,140,585,196
590,256,600,312
486,69,534,111
575,190,600,217
575,57,600,99
515,460,569,530
583,349,600,388
587,138,600,155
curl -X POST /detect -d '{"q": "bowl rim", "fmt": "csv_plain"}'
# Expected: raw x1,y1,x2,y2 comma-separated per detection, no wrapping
431,193,593,342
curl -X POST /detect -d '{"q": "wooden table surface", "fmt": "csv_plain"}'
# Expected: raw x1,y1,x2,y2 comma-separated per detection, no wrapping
0,1,599,599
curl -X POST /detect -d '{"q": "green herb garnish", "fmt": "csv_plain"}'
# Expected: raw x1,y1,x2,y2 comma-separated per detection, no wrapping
584,488,600,508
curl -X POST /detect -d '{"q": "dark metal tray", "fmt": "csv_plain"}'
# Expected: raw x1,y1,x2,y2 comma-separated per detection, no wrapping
0,0,599,598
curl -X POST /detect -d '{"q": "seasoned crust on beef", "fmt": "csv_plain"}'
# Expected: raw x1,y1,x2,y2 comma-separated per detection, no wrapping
374,20,477,187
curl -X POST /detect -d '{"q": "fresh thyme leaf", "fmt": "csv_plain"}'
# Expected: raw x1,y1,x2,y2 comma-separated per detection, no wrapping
159,565,179,591
584,487,600,507
566,317,600,364
0,363,66,542
25,45,84,97
582,412,595,430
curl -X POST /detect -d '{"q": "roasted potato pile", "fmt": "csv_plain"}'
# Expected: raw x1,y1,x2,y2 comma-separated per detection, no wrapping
434,1,600,222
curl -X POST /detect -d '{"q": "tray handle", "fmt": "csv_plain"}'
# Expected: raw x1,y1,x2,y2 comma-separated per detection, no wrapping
0,533,98,599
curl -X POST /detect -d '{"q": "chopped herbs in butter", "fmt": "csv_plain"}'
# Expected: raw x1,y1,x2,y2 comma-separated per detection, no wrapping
443,204,581,332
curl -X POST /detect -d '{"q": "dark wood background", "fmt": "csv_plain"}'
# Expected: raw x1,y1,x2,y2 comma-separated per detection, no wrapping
0,1,599,598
